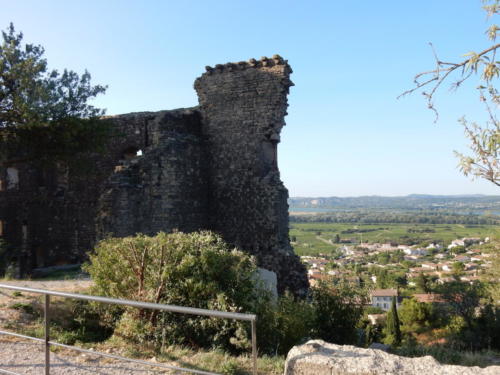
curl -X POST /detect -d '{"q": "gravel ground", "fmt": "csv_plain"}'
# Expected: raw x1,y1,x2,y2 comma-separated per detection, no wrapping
0,339,173,374
0,280,178,374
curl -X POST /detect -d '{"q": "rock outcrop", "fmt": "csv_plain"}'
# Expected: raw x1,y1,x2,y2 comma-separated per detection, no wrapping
284,340,500,375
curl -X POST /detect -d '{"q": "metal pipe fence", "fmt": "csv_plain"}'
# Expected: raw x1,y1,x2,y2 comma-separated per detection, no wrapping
0,283,257,375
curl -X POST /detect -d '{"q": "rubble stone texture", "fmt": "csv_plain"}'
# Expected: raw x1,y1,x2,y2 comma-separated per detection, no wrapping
284,340,500,375
0,56,308,295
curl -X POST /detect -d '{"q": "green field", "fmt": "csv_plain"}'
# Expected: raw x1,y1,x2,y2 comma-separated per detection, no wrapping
290,222,500,256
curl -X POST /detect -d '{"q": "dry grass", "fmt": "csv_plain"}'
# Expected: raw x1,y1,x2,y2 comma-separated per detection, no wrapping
0,283,284,375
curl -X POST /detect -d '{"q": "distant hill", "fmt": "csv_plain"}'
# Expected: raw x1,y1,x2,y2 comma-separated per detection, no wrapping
288,195,500,211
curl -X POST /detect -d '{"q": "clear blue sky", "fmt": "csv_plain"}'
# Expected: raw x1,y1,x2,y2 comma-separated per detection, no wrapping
2,0,499,197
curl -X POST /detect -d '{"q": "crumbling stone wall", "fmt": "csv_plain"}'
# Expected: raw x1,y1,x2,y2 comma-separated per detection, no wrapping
195,56,308,294
0,55,307,295
97,108,208,238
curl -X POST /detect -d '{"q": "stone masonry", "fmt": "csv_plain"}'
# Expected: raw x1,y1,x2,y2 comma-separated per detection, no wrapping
0,55,308,295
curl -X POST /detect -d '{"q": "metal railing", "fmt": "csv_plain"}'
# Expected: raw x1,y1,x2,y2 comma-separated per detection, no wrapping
0,283,257,375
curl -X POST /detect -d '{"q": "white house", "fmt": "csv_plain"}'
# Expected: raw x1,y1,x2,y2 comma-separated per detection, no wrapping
370,289,398,311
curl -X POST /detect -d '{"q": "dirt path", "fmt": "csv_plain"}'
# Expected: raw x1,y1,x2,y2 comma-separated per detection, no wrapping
0,279,93,304
0,280,184,374
315,236,332,245
0,338,172,374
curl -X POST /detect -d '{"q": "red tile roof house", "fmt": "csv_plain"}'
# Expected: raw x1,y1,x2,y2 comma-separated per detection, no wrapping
370,289,399,311
454,255,471,262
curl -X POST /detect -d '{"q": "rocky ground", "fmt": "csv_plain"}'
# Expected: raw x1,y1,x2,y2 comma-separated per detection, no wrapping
284,340,500,375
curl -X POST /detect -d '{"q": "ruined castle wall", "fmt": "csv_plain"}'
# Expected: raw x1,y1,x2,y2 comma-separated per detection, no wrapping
0,56,308,295
0,160,100,274
195,56,308,294
0,109,204,276
97,108,208,238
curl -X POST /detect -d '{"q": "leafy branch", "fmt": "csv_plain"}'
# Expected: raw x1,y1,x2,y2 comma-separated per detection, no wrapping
0,23,109,165
399,0,500,187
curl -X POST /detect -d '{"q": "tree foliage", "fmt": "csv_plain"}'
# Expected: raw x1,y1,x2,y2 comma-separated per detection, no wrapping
0,23,109,163
480,239,500,305
438,281,483,330
84,231,261,352
84,231,369,356
398,298,434,334
400,1,500,187
310,282,365,345
383,297,402,346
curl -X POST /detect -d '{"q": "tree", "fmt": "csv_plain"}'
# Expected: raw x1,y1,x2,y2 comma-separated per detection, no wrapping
475,302,500,350
310,282,365,345
377,252,390,265
439,281,483,330
400,1,500,187
415,273,432,293
383,296,402,346
398,298,434,334
0,23,108,163
452,261,465,278
480,239,500,305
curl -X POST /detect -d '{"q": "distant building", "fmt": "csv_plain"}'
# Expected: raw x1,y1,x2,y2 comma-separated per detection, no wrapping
454,255,470,263
370,289,398,311
439,263,452,272
422,263,438,270
448,237,481,249
403,248,428,256
426,243,442,250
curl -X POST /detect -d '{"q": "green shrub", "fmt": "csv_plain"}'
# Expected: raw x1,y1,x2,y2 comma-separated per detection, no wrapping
310,282,365,345
84,231,265,352
84,231,367,356
364,306,385,315
256,292,314,355
383,297,402,347
398,298,435,334
10,302,36,315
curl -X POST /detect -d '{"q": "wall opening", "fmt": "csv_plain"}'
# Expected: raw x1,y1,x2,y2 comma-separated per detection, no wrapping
6,167,19,190
0,220,4,237
56,162,69,190
121,146,142,160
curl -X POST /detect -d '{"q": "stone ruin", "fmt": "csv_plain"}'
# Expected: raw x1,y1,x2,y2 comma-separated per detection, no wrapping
0,55,308,295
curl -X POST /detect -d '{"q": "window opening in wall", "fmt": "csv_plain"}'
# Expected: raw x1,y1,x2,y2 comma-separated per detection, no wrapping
121,146,142,160
56,161,69,189
270,132,280,169
6,167,19,190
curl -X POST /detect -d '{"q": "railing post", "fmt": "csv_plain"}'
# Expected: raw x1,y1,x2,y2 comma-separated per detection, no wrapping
251,318,257,375
44,294,50,375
